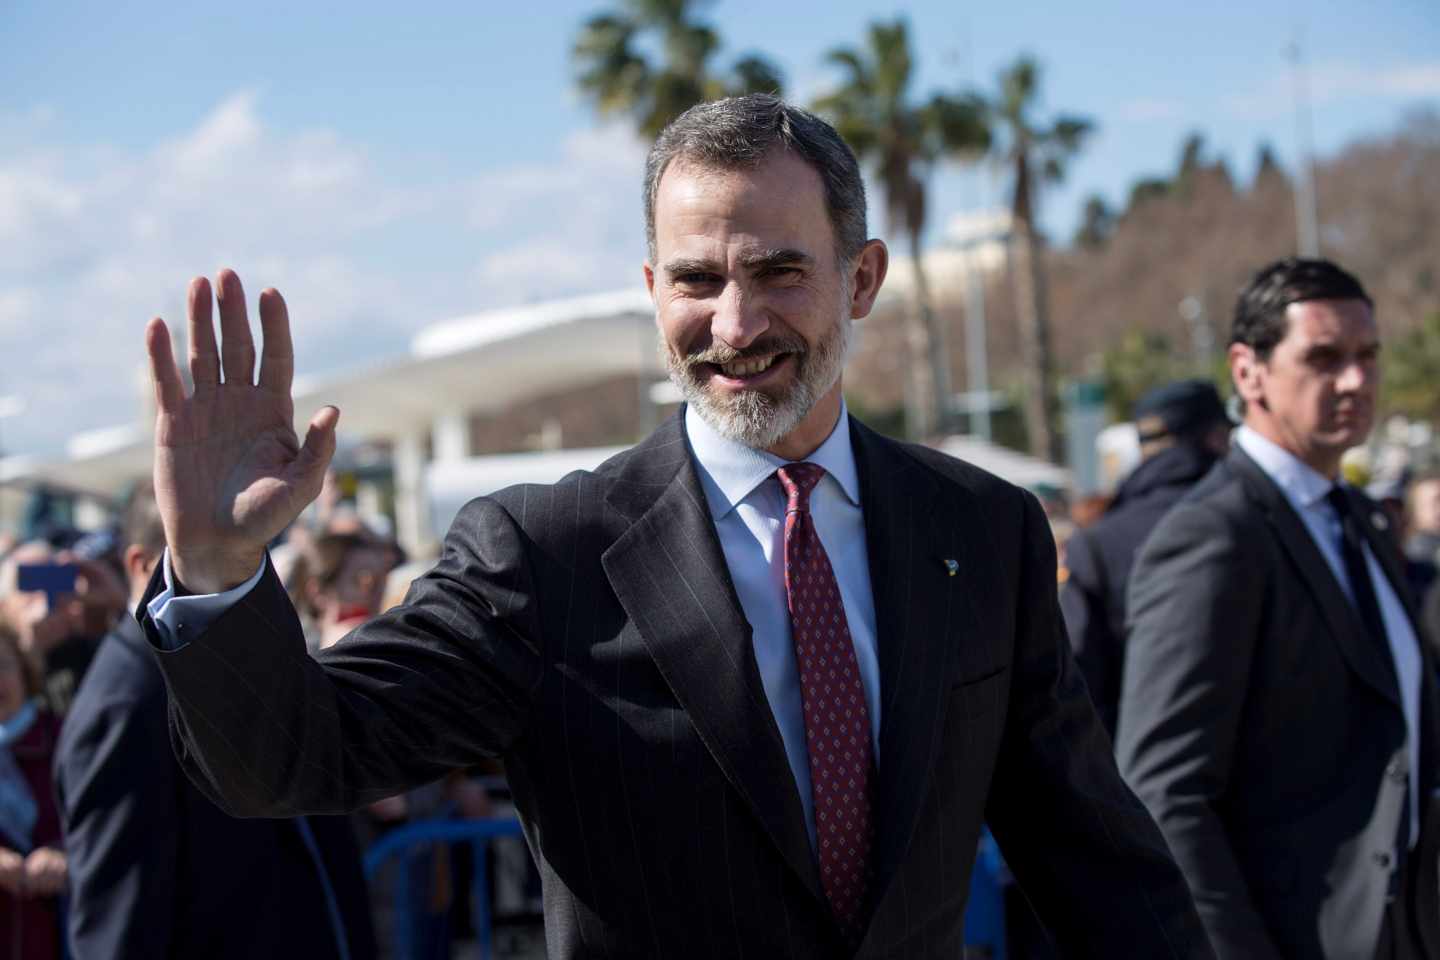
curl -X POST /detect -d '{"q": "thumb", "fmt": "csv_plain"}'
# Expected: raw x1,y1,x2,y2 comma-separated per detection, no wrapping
293,406,340,495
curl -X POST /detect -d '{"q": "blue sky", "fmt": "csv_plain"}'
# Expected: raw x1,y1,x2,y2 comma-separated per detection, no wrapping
0,0,1436,457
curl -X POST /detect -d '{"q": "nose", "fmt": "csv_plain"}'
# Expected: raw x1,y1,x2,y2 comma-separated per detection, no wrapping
1335,356,1373,393
710,281,769,350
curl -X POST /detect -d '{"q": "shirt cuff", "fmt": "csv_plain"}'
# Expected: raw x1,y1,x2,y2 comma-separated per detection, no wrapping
147,549,267,650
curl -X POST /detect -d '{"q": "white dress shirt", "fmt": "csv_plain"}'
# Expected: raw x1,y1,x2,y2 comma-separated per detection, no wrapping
1236,426,1422,845
685,402,882,853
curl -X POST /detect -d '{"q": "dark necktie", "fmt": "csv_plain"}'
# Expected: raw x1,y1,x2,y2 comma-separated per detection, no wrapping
1326,486,1388,650
1326,485,1409,885
776,462,876,946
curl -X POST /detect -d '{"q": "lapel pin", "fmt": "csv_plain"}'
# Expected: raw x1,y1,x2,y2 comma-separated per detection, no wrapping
1372,511,1389,531
942,558,959,577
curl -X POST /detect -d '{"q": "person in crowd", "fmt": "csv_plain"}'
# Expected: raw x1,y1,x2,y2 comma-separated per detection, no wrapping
1405,472,1440,567
0,541,123,718
53,482,376,960
0,626,65,960
135,94,1208,957
1120,257,1440,958
1059,379,1231,737
298,530,398,653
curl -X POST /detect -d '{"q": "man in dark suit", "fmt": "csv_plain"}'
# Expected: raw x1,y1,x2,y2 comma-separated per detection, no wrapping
136,94,1208,958
1120,258,1440,959
1060,378,1230,737
53,483,376,959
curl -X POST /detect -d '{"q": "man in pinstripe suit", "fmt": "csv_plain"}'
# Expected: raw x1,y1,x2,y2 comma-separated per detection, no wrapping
137,95,1210,958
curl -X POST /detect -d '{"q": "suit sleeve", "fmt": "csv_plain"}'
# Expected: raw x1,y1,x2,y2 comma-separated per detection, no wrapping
140,496,546,817
1117,500,1280,958
985,491,1213,958
1058,530,1118,734
56,693,179,958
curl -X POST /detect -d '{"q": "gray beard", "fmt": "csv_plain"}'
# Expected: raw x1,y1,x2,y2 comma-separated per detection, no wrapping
663,310,853,451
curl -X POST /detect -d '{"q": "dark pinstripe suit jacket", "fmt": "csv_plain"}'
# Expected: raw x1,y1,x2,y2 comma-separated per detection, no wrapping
141,411,1210,959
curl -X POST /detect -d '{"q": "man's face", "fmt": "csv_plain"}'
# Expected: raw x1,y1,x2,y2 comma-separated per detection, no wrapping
1232,298,1378,473
1412,479,1440,535
644,150,856,453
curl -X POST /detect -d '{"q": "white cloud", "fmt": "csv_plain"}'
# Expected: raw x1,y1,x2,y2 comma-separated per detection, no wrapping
1117,98,1183,122
0,96,654,459
1227,60,1440,117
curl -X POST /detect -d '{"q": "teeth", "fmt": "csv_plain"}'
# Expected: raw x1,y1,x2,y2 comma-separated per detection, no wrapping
720,355,778,377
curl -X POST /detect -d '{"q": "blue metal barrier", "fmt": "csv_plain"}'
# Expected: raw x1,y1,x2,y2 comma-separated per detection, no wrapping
364,817,526,960
962,828,1007,958
366,817,1007,958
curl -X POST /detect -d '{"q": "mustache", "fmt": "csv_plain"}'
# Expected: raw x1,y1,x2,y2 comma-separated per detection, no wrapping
680,333,809,368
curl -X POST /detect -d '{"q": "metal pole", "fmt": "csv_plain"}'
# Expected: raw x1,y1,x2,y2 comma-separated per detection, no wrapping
965,245,992,442
1287,35,1321,257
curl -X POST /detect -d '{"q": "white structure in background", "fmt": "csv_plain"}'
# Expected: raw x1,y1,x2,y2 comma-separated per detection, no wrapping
1,218,1065,556
1095,423,1143,494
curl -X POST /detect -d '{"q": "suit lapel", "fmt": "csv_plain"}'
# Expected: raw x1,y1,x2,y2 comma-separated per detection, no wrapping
849,420,962,898
1229,448,1400,707
601,414,825,905
1349,491,1440,793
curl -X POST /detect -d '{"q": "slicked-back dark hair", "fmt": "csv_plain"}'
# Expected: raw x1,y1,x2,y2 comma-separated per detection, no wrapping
643,94,868,266
1230,257,1373,360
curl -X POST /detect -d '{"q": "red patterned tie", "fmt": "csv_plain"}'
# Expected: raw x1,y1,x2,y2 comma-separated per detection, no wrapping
776,462,876,946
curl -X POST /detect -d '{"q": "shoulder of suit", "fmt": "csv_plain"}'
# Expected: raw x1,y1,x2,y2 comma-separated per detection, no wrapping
64,628,167,719
877,434,1030,504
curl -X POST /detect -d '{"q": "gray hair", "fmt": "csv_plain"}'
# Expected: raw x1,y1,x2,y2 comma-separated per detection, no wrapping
643,94,868,266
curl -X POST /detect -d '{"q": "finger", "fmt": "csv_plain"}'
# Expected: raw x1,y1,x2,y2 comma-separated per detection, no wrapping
146,318,186,413
289,405,340,500
215,268,256,386
257,287,294,394
187,276,219,386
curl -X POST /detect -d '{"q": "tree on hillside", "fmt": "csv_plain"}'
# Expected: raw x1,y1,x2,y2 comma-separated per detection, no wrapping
1383,311,1440,423
987,56,1093,462
572,0,784,141
813,19,989,439
1074,194,1115,249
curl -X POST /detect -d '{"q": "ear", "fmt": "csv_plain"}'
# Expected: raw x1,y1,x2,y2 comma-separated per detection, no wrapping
123,545,153,586
643,261,657,303
847,239,889,320
1228,342,1265,412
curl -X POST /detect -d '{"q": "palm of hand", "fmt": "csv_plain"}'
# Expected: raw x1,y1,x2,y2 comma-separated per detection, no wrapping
156,383,303,555
148,271,337,591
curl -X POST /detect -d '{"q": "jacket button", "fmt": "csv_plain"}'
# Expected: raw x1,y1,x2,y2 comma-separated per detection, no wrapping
1374,852,1394,869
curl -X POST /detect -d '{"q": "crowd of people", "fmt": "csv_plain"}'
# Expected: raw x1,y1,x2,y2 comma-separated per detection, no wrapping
1,92,1436,959
0,477,523,959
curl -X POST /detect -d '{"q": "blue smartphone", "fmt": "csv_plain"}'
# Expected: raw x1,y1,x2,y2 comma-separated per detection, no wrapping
16,563,79,596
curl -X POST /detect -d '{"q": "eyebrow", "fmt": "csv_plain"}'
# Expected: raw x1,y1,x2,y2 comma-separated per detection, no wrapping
662,248,816,280
738,248,814,271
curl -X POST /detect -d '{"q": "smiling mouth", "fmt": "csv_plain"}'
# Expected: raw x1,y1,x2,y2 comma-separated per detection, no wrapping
714,354,784,378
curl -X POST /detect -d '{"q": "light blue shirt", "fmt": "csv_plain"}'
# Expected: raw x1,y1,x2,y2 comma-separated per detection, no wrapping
1236,426,1421,845
150,404,884,853
685,402,881,853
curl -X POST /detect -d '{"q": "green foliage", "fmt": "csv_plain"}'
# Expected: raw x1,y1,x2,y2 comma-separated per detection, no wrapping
572,0,784,140
813,18,988,238
1382,312,1440,421
1099,329,1225,422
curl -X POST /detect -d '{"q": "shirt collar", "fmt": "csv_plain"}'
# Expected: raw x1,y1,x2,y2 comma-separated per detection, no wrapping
1235,424,1337,509
685,401,862,519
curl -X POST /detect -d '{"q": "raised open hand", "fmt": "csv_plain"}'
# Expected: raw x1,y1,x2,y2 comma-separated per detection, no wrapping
147,270,338,593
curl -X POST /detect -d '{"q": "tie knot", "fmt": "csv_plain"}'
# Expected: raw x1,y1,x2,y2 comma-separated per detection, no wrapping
777,462,826,512
1326,485,1354,519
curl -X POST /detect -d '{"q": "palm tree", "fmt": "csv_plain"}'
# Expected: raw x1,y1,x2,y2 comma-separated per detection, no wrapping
814,19,989,439
573,0,784,141
989,56,1092,462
